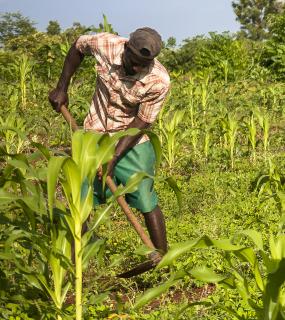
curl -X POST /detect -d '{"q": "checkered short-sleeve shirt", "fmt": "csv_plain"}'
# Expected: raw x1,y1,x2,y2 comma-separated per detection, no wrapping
75,33,170,143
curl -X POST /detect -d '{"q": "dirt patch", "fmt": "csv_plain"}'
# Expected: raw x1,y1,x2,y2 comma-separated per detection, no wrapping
107,283,216,312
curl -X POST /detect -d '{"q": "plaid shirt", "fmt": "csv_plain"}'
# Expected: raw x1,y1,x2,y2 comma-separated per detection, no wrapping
75,33,170,143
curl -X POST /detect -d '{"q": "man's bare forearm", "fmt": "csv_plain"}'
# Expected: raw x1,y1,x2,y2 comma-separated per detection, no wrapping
56,43,84,92
114,117,151,160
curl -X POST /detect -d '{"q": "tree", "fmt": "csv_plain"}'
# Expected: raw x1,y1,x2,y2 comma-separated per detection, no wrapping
46,20,61,35
232,0,285,40
63,22,89,43
165,37,177,49
0,12,37,44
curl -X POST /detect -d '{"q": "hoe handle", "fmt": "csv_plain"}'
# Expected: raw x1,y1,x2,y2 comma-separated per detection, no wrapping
105,176,155,249
60,105,155,250
61,105,79,131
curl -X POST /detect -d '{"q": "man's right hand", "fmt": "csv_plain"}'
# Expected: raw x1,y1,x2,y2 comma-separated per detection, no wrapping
48,88,69,113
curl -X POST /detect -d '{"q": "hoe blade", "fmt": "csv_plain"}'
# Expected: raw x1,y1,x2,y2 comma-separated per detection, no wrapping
116,259,156,278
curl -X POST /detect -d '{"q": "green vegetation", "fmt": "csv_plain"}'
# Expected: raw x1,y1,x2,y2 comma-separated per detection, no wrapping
1,8,285,320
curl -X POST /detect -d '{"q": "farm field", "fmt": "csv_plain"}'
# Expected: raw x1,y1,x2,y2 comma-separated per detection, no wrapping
1,11,285,320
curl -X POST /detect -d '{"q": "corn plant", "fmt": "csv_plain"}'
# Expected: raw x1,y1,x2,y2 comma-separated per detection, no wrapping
197,74,211,119
245,111,257,163
0,144,75,319
160,109,188,169
190,126,200,158
0,114,28,154
48,129,164,320
255,110,270,154
255,160,285,214
221,113,238,169
135,229,285,320
0,130,167,319
220,59,229,83
9,55,33,108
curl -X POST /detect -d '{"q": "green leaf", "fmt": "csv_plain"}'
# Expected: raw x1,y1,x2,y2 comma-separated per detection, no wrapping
190,265,228,283
157,236,213,269
110,172,151,200
157,236,242,269
134,272,184,309
87,203,113,233
0,252,14,259
82,239,105,269
142,130,162,172
238,229,264,251
31,141,51,160
164,177,182,212
47,156,68,220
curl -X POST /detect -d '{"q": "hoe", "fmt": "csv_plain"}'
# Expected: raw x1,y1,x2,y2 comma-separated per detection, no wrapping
59,105,162,278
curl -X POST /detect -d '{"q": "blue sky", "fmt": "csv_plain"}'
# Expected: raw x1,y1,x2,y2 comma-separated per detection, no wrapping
0,0,240,45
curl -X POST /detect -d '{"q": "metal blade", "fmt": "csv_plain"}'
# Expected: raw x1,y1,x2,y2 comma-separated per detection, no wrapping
116,260,156,278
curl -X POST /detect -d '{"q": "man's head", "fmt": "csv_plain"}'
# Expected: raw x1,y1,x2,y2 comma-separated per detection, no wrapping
123,27,162,75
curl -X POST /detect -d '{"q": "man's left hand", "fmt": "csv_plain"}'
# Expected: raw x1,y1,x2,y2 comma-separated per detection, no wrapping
106,157,117,177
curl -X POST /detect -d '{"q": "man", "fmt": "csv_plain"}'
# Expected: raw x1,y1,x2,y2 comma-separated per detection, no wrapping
49,27,170,256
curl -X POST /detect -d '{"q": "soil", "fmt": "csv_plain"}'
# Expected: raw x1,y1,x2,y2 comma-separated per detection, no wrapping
65,282,215,311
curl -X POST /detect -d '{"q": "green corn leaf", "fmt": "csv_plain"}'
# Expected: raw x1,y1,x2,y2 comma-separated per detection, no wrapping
238,229,264,251
31,141,51,160
5,229,31,249
211,238,243,251
0,189,20,205
234,247,264,291
189,265,228,283
71,130,84,164
0,252,14,259
23,274,43,291
60,282,72,306
62,158,81,206
0,126,26,140
142,130,162,172
87,203,113,234
164,176,182,212
78,131,102,179
80,185,93,224
157,236,242,269
110,172,151,200
82,239,105,270
157,236,213,269
134,272,184,309
270,235,285,261
7,159,29,173
36,274,58,306
47,156,68,220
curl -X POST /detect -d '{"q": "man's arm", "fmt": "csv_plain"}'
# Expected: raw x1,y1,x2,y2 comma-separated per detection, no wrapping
49,43,84,112
107,83,170,177
106,117,150,176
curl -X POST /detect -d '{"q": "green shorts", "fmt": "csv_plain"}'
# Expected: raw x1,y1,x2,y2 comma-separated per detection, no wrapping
93,141,158,213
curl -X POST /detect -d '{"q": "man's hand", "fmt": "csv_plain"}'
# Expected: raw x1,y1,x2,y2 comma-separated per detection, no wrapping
106,156,118,177
97,156,118,180
49,88,69,113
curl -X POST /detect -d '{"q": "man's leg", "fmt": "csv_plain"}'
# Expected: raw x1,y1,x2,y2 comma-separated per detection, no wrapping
113,141,168,256
143,205,167,254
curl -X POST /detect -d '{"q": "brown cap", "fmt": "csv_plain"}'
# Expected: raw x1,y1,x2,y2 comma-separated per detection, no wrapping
128,27,162,60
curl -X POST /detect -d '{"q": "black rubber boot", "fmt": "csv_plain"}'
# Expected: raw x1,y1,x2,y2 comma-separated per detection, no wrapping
143,205,167,254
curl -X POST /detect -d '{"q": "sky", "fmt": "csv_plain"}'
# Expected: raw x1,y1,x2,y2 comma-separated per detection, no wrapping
0,0,241,45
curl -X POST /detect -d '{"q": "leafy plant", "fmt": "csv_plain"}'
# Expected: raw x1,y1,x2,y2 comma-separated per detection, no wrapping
221,113,239,169
135,229,285,320
160,109,188,169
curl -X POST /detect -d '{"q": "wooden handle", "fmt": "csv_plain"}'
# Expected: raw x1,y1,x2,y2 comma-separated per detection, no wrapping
59,105,155,250
60,105,79,132
106,176,155,250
